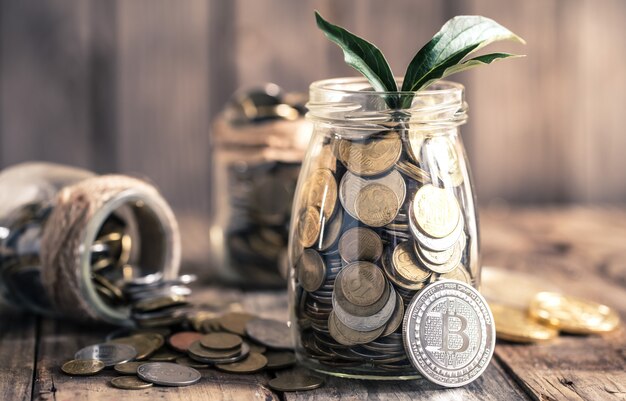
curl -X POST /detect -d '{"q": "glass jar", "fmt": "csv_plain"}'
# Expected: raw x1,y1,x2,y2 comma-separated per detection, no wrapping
0,162,181,325
209,85,312,287
287,78,479,379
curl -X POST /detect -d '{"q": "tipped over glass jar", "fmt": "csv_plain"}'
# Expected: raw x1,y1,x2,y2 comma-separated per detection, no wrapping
287,78,480,379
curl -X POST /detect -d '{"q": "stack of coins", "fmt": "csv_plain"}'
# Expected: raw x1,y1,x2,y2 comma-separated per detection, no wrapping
62,312,324,392
292,129,476,373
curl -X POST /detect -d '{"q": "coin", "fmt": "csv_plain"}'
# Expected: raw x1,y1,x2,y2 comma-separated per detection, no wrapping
381,292,404,337
188,340,241,359
395,160,430,184
149,348,181,362
297,249,327,292
408,202,464,252
439,265,472,285
168,332,204,353
216,352,268,373
338,132,402,177
334,268,390,317
406,128,426,163
264,351,296,370
414,235,463,274
414,232,466,266
328,311,385,346
529,292,620,334
114,361,145,375
317,207,343,251
412,184,460,239
297,206,321,248
61,359,105,376
219,312,255,336
403,280,495,387
133,294,188,313
338,227,383,264
245,317,293,350
390,241,432,288
175,356,209,369
200,332,243,350
268,372,324,392
333,284,397,332
109,333,164,360
355,183,399,227
340,262,386,307
188,342,250,364
490,303,558,343
137,362,201,387
75,343,137,367
426,135,464,187
110,376,153,390
304,169,337,219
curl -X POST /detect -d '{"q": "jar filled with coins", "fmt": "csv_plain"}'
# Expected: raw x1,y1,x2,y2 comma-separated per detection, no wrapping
288,78,480,379
0,162,184,326
209,84,312,287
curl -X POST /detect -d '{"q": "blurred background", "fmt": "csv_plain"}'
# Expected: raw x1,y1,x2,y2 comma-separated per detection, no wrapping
1,0,625,216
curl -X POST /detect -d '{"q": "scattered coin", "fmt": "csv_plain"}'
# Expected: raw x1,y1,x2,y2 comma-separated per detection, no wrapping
219,312,255,336
268,372,325,392
168,332,204,353
529,292,621,334
200,332,243,350
114,361,145,375
109,333,163,360
137,362,201,387
149,348,181,362
490,303,558,343
75,343,137,367
216,352,268,373
110,376,153,390
245,318,293,350
61,359,105,376
264,351,296,370
175,356,209,369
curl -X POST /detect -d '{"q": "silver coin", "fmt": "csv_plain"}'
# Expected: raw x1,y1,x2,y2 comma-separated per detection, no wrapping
137,362,201,387
339,170,406,220
74,343,136,367
332,284,397,332
403,280,495,388
408,203,464,251
414,233,464,274
245,318,294,350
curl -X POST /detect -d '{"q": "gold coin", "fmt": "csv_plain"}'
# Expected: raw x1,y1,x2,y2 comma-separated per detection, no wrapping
355,184,399,227
391,241,432,287
412,184,460,239
297,206,321,248
148,348,181,362
218,312,255,336
395,160,431,184
114,361,145,375
338,132,402,177
304,169,337,219
529,292,621,334
61,359,105,376
200,332,243,350
340,261,386,307
188,340,241,359
491,303,558,343
216,352,268,374
110,376,153,390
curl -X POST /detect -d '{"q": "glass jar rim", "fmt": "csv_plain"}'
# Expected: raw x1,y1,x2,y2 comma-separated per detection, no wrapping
309,77,464,97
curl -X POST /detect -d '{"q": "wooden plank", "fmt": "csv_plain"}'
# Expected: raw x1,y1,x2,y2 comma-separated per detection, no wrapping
116,0,212,213
0,0,93,169
0,311,36,401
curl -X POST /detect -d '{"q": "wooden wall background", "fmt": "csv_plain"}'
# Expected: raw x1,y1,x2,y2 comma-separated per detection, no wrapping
1,0,625,215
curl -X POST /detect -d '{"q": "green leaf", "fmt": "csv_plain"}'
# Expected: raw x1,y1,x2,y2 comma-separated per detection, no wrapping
402,15,525,94
315,11,398,103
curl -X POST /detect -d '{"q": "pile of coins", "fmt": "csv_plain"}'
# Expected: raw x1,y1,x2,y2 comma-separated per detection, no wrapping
293,129,475,374
62,312,324,392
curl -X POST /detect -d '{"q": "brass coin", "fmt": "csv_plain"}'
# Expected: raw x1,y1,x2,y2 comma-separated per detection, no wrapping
341,261,386,307
175,356,209,369
168,331,204,353
114,361,145,375
218,312,255,336
133,294,188,313
200,332,243,350
297,249,327,292
338,227,383,264
328,311,385,346
110,376,153,390
338,132,402,177
355,184,399,227
297,206,321,248
265,351,296,370
439,265,472,285
390,241,432,287
61,359,105,376
490,303,558,343
412,184,461,239
216,352,268,374
381,292,404,337
304,168,337,220
529,292,621,334
149,348,181,362
92,274,124,302
188,340,241,359
268,372,324,392
109,333,164,360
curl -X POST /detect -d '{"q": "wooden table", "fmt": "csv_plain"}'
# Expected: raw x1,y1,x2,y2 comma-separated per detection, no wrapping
1,207,625,401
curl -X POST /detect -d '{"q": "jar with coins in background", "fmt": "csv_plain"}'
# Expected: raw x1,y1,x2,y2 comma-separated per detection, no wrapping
288,78,480,379
0,162,188,326
209,84,312,287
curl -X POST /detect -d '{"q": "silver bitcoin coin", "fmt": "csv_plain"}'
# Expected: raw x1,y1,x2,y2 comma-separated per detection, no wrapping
74,343,136,367
136,362,201,387
403,280,495,388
